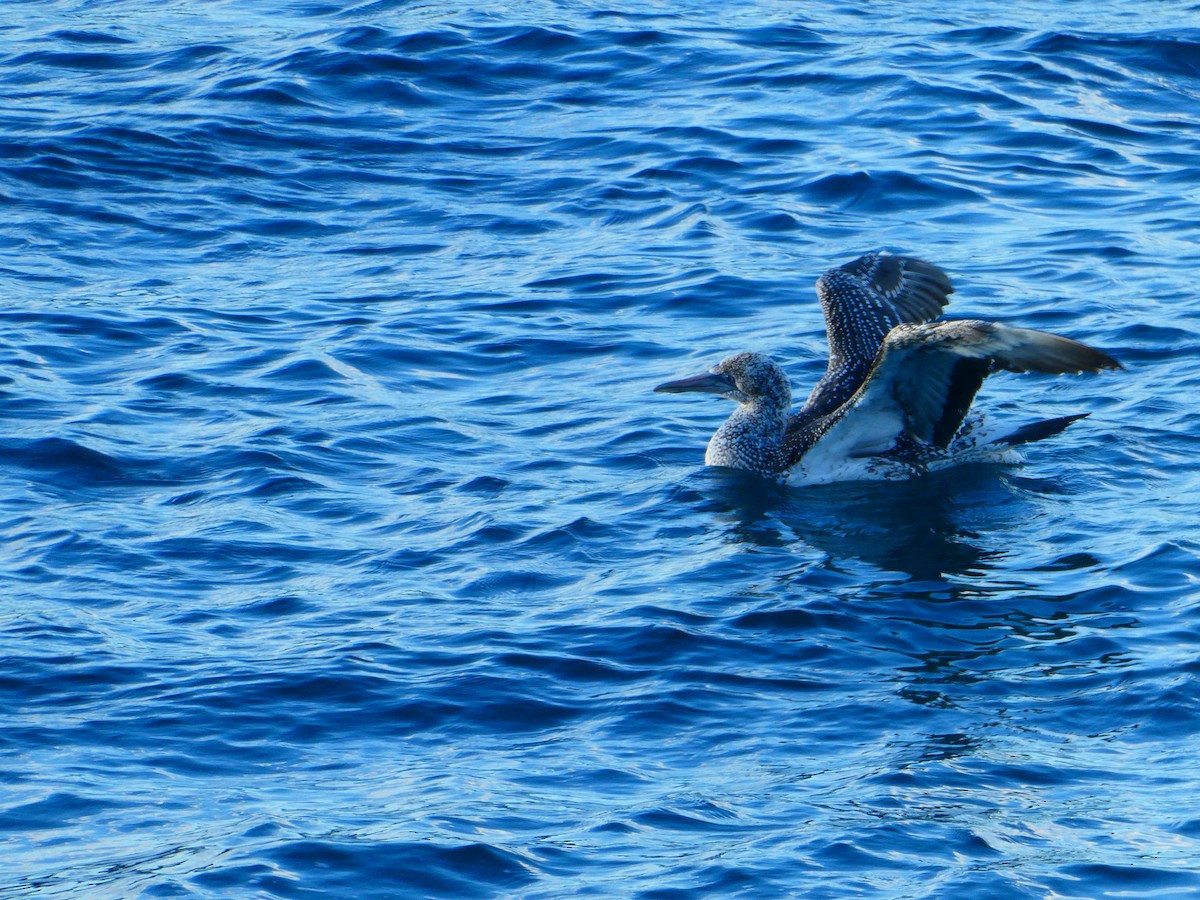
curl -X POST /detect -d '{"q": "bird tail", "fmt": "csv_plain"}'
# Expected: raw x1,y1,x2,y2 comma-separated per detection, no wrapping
991,413,1090,447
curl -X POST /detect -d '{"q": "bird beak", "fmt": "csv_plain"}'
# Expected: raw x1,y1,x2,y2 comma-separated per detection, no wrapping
654,371,736,394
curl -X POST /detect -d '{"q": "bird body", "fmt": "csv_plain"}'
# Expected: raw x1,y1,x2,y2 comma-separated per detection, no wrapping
656,252,1121,484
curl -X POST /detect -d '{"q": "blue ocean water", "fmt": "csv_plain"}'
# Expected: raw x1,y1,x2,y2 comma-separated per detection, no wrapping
3,0,1200,896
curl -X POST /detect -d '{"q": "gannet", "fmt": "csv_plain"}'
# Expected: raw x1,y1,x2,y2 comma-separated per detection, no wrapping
655,251,1121,484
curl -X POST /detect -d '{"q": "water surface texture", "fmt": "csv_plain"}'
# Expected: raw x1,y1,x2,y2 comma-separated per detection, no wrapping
3,1,1200,897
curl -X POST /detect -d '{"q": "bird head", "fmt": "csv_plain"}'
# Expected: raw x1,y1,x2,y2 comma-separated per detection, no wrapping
655,351,791,409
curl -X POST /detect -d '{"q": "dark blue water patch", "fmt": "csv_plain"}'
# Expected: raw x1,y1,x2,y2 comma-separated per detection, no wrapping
1043,863,1200,896
204,838,539,899
49,31,136,47
0,792,131,832
11,49,157,72
457,567,578,599
743,210,801,233
1110,540,1200,590
799,170,984,212
729,23,828,50
0,310,189,347
944,25,1030,46
491,651,643,687
333,241,448,256
0,437,131,487
490,25,590,57
1028,31,1200,81
1037,114,1157,146
631,803,744,834
235,594,315,618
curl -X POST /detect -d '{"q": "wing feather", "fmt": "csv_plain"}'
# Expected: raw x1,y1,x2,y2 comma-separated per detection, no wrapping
803,252,955,419
807,320,1120,457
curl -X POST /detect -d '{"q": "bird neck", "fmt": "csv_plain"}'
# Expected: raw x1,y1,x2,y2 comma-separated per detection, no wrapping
705,399,789,474
740,396,789,429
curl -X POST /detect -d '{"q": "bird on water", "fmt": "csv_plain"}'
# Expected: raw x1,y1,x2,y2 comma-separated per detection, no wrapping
655,251,1121,484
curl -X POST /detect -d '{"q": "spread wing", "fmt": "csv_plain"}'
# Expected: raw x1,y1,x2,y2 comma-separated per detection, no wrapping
800,320,1121,465
802,252,955,419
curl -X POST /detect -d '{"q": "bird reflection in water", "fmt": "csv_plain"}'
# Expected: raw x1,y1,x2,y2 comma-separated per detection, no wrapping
690,464,1020,581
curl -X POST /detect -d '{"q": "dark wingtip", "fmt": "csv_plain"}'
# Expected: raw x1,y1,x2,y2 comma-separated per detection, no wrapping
995,413,1090,447
1085,347,1123,373
999,329,1125,375
1071,338,1122,372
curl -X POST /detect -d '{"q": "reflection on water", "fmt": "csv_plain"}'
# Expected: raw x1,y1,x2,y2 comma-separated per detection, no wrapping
691,464,1022,579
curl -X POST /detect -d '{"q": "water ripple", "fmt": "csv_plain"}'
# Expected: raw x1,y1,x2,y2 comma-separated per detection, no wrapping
3,3,1200,898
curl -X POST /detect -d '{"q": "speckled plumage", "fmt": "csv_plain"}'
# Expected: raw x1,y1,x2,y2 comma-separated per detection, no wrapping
800,251,954,422
656,251,1122,484
702,352,791,474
